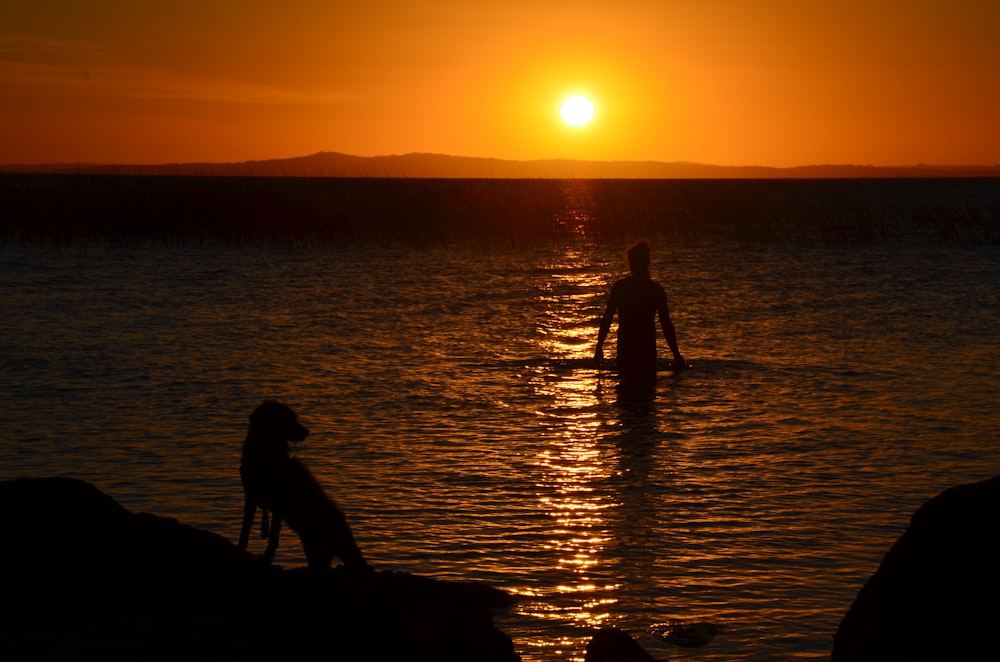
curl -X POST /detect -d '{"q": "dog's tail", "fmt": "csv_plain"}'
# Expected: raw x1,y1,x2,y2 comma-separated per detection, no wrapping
332,512,371,572
310,498,371,572
281,458,373,572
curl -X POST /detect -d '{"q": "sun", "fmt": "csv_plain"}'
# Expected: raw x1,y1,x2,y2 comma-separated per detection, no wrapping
560,95,595,127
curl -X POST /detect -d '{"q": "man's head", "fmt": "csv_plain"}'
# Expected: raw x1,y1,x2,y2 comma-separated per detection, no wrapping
627,238,651,273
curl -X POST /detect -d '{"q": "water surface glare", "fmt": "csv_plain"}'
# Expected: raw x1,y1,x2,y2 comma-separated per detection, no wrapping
2,241,998,660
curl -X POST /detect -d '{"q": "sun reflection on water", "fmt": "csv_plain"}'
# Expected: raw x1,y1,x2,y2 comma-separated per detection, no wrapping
521,245,628,654
555,180,603,239
526,374,624,659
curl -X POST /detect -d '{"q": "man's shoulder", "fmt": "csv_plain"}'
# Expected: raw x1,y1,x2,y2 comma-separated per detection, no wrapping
646,278,668,302
631,275,666,292
610,276,630,291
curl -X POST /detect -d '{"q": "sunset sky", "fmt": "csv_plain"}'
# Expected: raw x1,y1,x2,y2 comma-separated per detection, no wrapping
2,0,998,167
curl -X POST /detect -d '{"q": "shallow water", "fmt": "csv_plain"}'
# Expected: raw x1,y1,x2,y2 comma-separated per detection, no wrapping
2,239,998,660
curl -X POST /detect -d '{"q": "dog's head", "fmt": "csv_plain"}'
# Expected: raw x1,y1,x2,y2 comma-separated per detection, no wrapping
248,400,310,445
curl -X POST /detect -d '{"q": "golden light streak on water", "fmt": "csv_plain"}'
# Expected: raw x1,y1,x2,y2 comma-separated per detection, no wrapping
520,246,629,657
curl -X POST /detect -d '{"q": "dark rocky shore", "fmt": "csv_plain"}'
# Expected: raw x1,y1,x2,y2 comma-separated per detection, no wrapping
0,477,518,660
833,475,1000,660
6,475,997,660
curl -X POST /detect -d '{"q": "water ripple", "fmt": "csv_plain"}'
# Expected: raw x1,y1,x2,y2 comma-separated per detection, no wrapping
1,241,998,660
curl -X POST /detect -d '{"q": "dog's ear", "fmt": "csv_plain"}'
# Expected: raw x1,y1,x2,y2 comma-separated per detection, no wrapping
251,400,284,420
250,400,300,430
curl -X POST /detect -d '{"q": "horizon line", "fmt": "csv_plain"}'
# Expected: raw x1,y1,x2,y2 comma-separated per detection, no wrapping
3,150,1000,170
3,152,1000,182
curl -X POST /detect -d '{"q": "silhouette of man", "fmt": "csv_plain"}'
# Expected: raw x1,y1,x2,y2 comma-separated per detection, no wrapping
595,239,686,386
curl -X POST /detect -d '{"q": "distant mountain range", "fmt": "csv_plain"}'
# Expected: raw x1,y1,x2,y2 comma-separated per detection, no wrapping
3,151,999,179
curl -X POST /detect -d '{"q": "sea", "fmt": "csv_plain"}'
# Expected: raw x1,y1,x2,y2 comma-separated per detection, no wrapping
1,177,998,660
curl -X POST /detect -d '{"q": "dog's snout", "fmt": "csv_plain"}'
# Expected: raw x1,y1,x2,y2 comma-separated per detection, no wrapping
291,422,309,442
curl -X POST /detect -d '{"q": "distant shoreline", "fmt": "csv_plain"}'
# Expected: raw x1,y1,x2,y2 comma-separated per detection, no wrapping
2,151,999,179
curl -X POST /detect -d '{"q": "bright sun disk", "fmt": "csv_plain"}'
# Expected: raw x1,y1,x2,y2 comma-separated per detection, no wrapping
560,95,595,127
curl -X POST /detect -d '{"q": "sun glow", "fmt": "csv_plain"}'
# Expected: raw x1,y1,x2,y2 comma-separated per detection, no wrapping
560,95,595,127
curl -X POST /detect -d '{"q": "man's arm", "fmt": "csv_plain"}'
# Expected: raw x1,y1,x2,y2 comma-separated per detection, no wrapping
595,288,618,361
657,296,685,365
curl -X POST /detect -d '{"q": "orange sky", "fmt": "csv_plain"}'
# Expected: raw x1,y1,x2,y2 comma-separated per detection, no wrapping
2,1,998,167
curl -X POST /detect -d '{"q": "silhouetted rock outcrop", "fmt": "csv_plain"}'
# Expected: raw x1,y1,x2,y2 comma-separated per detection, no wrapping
0,477,518,660
584,628,661,661
833,476,1000,661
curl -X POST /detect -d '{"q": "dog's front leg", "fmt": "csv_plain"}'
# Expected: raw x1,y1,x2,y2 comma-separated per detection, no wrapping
238,495,256,550
262,515,282,564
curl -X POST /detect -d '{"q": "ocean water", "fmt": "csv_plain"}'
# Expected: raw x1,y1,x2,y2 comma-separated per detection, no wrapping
2,183,999,660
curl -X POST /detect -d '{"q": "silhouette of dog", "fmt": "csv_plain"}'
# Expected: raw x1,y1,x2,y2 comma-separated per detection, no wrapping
238,400,370,571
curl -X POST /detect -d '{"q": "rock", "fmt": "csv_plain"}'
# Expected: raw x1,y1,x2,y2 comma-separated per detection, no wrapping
0,477,519,661
661,621,720,647
832,476,1000,661
584,628,662,661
